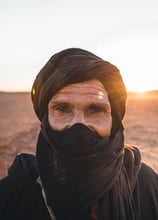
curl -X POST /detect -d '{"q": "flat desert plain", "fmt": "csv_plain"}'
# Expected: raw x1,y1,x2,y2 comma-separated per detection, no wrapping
0,91,158,179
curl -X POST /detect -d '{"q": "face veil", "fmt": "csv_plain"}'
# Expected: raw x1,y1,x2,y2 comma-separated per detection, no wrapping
36,116,141,220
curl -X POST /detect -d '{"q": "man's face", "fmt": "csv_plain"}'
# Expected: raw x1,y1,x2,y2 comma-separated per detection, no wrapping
48,79,112,137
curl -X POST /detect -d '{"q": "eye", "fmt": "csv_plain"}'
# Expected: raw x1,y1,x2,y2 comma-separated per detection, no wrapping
87,103,111,115
51,103,72,114
88,104,105,114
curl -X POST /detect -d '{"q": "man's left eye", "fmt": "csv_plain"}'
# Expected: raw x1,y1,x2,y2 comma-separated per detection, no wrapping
88,105,106,114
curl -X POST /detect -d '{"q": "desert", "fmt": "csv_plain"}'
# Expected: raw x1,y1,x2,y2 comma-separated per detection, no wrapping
0,91,158,179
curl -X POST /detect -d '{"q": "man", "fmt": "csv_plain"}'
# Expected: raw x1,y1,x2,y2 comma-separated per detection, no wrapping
0,48,158,220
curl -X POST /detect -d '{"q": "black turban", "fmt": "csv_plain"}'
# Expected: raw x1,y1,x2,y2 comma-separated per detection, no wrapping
32,48,141,220
31,48,127,134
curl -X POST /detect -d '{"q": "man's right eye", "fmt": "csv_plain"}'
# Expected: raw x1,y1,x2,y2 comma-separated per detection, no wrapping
53,104,71,113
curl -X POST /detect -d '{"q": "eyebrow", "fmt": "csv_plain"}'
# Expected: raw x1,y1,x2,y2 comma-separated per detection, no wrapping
87,102,111,111
49,100,111,110
88,102,109,108
49,101,72,108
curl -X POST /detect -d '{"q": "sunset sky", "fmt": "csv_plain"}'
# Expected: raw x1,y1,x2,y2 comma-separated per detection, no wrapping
0,0,158,92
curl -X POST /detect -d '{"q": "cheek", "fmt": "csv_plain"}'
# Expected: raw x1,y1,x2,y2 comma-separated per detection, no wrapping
103,116,112,136
98,116,112,137
86,114,112,137
48,112,72,131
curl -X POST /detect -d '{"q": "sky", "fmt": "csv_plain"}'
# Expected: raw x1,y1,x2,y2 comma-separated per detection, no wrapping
0,0,158,92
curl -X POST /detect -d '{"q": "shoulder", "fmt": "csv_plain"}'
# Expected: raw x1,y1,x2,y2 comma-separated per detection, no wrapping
124,144,158,187
124,145,158,218
7,153,39,181
0,153,38,183
133,162,158,219
0,153,39,198
0,153,38,187
0,154,49,219
138,162,158,191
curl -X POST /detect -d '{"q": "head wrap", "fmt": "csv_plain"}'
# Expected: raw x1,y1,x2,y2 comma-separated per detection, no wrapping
31,48,127,134
31,48,141,220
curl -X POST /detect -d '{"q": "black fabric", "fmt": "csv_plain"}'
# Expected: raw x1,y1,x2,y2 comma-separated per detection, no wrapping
37,118,124,213
36,117,145,220
31,48,127,134
0,153,158,220
0,154,52,220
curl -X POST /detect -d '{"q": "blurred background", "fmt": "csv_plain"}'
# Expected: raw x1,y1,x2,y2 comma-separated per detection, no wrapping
0,0,158,92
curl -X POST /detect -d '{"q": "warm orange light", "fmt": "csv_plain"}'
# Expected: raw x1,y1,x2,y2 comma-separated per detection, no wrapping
128,90,158,99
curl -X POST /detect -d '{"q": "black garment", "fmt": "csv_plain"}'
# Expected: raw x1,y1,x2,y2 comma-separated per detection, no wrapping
37,121,126,216
0,154,51,220
0,153,158,220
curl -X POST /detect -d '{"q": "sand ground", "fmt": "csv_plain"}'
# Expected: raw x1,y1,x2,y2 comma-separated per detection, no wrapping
0,91,157,179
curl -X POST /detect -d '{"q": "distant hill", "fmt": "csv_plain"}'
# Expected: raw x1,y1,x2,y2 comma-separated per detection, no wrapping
0,90,158,97
127,90,158,98
0,91,30,94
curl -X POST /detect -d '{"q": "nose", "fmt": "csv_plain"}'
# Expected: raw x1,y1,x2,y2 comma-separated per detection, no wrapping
68,110,86,128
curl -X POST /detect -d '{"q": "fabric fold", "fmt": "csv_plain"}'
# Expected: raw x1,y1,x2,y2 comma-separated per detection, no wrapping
36,117,141,219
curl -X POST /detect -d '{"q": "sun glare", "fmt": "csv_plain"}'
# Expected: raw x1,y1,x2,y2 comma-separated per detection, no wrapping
134,91,149,97
123,76,154,93
118,33,158,92
96,28,158,93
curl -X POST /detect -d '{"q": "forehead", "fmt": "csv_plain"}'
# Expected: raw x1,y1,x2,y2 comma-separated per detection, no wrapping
50,79,109,103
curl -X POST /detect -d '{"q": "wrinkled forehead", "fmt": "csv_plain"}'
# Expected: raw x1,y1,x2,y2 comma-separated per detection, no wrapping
50,79,109,101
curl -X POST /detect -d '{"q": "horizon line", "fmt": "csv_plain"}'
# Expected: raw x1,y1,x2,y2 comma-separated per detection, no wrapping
0,89,158,94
